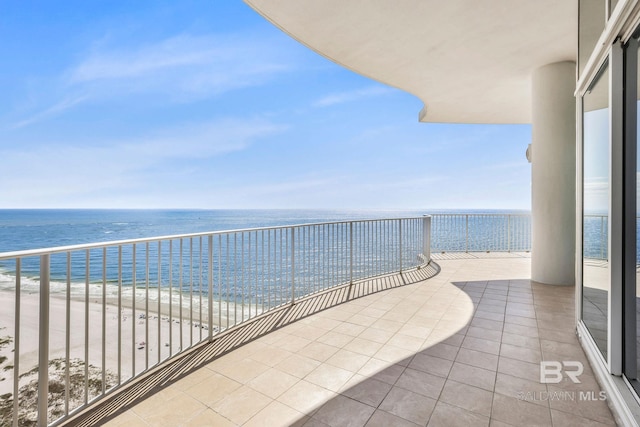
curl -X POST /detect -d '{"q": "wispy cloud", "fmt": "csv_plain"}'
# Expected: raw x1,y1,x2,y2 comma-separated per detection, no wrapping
313,86,395,108
11,95,88,129
8,32,296,129
68,33,294,98
0,117,287,207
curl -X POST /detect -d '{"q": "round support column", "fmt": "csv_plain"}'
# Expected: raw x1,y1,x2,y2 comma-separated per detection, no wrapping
531,61,576,286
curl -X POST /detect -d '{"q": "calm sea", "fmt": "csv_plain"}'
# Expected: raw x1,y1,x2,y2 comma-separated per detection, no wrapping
0,209,527,254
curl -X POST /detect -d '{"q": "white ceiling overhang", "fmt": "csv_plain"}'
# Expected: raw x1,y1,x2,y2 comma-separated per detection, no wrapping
244,0,577,124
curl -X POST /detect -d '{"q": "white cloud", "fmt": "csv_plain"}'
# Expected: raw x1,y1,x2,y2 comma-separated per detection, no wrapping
313,86,394,108
0,117,287,207
9,33,295,129
68,33,293,98
11,95,88,129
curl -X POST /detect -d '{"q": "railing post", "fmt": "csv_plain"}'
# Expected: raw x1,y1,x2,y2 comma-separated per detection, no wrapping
208,235,213,340
423,215,431,263
600,216,605,260
291,227,295,305
507,215,511,253
465,214,469,252
349,222,354,284
38,254,50,427
399,220,403,273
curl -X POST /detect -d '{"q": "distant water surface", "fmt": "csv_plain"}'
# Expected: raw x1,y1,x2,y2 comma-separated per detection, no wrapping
0,209,528,253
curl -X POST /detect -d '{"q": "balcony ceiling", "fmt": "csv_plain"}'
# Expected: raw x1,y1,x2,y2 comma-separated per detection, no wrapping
244,0,577,124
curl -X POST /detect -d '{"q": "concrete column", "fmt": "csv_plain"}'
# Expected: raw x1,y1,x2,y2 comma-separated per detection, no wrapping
531,61,576,286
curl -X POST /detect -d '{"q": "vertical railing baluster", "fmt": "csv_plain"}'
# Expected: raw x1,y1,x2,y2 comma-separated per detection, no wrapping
158,241,162,363
117,247,122,383
13,259,21,427
102,248,107,394
208,235,213,340
507,215,512,252
38,254,50,427
84,250,89,404
199,237,203,342
132,245,136,377
169,241,173,355
145,243,149,370
349,222,354,285
65,254,70,414
291,227,296,305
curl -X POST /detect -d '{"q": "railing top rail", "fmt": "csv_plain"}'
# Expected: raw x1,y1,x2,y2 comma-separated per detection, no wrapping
429,212,531,217
0,216,426,261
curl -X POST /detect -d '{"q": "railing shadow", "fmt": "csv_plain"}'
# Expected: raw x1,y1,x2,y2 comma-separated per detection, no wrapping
63,263,440,426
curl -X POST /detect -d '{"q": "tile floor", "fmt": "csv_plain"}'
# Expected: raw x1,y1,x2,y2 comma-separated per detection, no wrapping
97,256,616,426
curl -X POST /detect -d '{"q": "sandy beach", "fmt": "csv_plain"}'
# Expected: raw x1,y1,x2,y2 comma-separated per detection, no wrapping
0,286,252,398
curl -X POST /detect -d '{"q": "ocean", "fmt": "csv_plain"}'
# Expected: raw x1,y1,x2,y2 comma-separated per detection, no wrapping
0,208,530,254
0,209,532,295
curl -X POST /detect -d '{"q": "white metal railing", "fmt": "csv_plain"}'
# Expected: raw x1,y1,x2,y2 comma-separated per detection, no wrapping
0,216,430,426
430,213,531,253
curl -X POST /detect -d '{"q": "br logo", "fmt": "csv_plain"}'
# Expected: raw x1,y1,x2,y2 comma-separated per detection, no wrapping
539,361,583,383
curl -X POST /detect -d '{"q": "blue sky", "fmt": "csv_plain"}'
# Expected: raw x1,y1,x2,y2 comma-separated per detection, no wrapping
0,1,532,210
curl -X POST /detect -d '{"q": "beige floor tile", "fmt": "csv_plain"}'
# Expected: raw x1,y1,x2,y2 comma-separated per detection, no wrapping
500,342,542,364
455,347,499,371
211,386,272,425
427,401,490,427
317,330,355,348
373,344,415,365
365,409,420,427
371,318,404,333
357,327,395,344
494,372,549,407
497,356,541,382
278,380,337,415
343,337,384,356
462,335,501,355
379,387,436,425
439,379,493,417
466,325,503,342
276,353,321,378
326,348,370,372
550,408,616,426
209,357,270,383
546,384,615,425
501,331,540,350
312,395,376,427
333,322,367,337
102,410,148,427
359,359,405,384
408,352,454,378
491,393,552,426
342,376,393,407
249,345,293,367
306,363,355,392
244,400,307,427
274,334,313,352
247,367,300,399
421,342,459,361
448,362,496,392
395,367,446,399
138,392,206,426
299,341,341,362
184,409,235,427
184,372,242,406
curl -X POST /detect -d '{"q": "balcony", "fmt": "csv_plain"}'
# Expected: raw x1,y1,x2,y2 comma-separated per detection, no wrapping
0,215,616,426
89,255,615,426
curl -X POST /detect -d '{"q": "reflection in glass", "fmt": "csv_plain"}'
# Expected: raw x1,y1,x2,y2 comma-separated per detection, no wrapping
636,42,640,381
582,63,609,359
